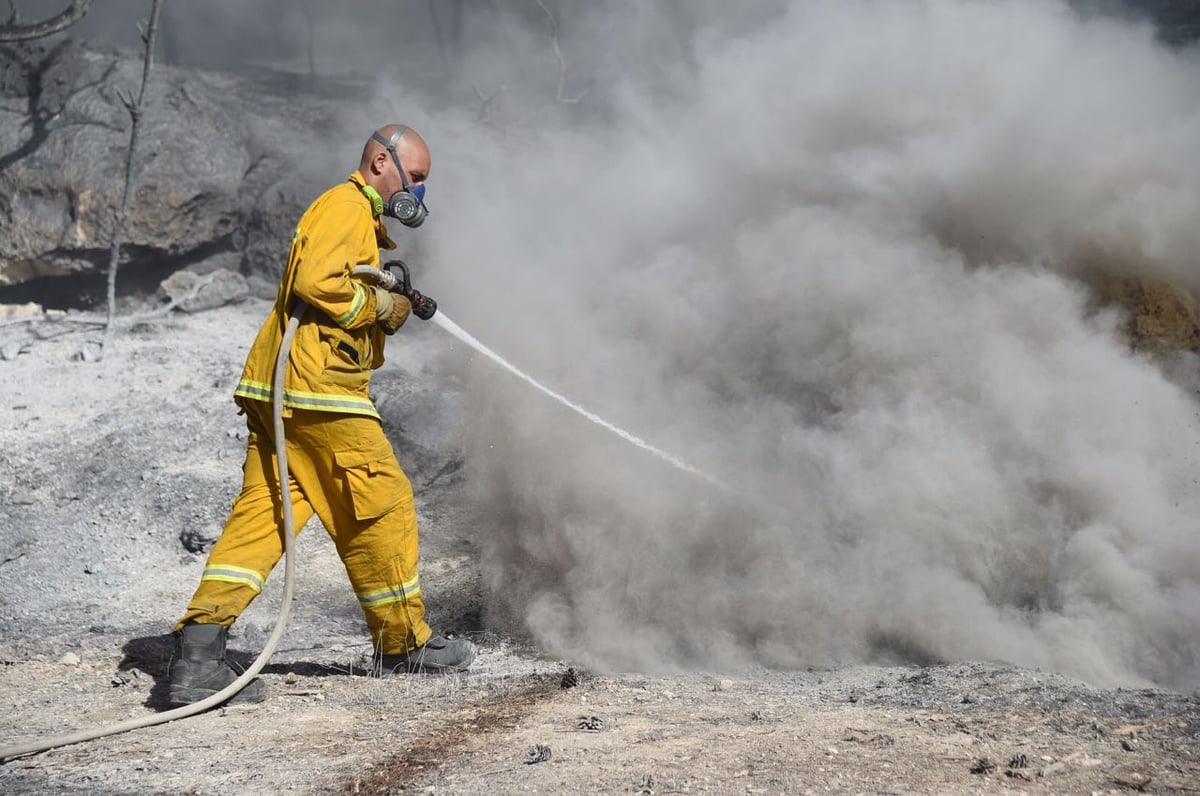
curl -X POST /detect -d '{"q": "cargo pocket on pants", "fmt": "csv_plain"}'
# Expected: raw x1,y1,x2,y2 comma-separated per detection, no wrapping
333,444,408,521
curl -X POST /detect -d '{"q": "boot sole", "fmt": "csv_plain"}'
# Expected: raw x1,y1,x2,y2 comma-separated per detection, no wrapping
377,648,477,674
169,683,267,707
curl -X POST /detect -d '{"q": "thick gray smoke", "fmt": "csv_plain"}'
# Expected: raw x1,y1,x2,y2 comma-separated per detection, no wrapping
390,0,1200,690
84,0,1198,687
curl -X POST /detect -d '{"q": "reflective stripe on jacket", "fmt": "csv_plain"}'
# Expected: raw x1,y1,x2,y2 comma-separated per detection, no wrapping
234,171,397,418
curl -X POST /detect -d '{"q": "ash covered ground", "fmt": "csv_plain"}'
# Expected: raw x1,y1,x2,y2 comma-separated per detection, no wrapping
3,1,1200,792
0,300,1196,794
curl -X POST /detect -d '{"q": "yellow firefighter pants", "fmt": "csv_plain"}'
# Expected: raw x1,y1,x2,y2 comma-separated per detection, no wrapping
175,399,432,655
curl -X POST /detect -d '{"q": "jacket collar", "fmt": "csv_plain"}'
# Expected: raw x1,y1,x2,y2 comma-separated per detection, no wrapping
349,171,396,250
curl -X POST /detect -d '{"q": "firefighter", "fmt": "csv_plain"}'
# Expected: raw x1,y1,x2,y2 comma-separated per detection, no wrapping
167,124,476,706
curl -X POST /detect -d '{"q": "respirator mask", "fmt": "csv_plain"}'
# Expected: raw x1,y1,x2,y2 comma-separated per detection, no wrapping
371,128,428,228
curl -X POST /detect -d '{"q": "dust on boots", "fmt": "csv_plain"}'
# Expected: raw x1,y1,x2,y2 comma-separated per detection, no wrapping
375,634,477,674
168,623,266,706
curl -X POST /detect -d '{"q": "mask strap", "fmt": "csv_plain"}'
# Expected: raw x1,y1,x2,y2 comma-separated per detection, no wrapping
371,128,412,192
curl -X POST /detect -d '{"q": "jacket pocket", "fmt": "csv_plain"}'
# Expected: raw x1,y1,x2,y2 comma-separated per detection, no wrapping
322,330,370,393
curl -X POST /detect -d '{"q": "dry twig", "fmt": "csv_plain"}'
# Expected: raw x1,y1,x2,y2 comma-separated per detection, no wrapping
536,0,587,104
100,0,165,360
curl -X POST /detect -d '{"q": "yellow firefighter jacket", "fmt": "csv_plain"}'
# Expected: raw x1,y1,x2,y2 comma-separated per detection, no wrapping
233,171,399,419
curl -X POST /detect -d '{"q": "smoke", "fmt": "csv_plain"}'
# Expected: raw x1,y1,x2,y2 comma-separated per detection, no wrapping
83,1,1199,686
379,0,1200,689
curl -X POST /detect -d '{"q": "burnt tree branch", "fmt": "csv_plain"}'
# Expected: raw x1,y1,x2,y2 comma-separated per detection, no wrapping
0,0,89,43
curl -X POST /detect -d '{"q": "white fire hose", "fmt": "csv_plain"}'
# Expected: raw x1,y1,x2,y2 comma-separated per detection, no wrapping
0,304,305,762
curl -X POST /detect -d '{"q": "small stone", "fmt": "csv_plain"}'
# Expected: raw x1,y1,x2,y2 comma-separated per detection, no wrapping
1121,739,1136,752
713,679,734,692
1112,771,1151,790
524,743,551,764
825,747,839,755
179,526,222,554
1039,762,1067,778
576,715,604,731
285,672,299,685
60,652,81,666
77,343,102,363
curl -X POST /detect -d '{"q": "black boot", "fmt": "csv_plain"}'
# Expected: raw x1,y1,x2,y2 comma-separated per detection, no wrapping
168,623,267,706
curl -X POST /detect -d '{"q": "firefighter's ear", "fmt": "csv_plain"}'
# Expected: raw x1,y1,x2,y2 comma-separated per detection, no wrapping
360,184,384,218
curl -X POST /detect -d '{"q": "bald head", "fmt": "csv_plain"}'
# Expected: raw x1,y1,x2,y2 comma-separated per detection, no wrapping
359,124,431,198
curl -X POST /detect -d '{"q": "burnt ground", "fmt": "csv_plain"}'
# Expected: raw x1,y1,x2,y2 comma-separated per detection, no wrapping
0,299,1197,794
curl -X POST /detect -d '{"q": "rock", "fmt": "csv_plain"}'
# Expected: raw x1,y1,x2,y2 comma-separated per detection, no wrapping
1039,761,1067,778
1112,771,1152,790
524,743,551,764
179,525,222,554
159,268,249,313
0,341,26,361
0,302,42,320
0,43,335,303
576,715,604,731
59,652,80,666
111,668,142,687
246,273,279,301
76,342,102,363
713,678,734,692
